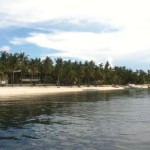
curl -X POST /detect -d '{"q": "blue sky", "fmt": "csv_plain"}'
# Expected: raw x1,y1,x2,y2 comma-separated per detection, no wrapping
0,0,150,70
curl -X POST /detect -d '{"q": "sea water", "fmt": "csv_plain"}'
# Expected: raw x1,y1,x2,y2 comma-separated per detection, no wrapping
0,89,150,150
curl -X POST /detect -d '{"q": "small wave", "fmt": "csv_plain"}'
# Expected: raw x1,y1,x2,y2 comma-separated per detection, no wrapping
0,136,20,140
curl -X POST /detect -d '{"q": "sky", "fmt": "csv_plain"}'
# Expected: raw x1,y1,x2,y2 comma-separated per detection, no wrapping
0,0,150,70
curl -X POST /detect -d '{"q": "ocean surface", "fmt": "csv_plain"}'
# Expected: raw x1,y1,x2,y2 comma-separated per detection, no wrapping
0,89,150,150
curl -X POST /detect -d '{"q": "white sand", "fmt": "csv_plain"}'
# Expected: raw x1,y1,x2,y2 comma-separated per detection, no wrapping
0,85,148,97
0,86,124,96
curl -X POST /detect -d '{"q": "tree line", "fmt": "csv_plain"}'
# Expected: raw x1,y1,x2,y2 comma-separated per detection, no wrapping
0,51,150,86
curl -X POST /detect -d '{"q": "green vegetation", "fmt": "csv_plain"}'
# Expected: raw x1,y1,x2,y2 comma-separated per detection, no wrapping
0,51,150,86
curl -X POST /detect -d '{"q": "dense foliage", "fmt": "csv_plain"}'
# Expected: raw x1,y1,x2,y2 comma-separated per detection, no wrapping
0,51,150,86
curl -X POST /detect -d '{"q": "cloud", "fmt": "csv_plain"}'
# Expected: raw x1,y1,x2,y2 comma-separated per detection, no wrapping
0,0,150,29
33,18,119,33
10,31,115,61
1,0,150,69
10,23,150,68
9,27,148,64
0,46,10,52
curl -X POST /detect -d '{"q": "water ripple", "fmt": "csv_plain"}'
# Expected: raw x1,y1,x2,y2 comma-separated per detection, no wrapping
0,89,150,149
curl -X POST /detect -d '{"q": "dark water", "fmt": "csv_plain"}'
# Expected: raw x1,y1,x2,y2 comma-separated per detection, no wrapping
0,89,150,150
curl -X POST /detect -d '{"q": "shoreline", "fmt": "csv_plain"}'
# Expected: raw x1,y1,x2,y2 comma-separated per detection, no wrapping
0,85,148,97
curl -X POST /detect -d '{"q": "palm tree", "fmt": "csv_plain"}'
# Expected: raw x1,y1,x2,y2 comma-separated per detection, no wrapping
76,61,84,87
28,58,41,85
0,60,3,81
137,70,147,84
42,56,53,85
147,70,150,84
104,61,113,84
94,66,101,86
84,60,95,86
19,52,29,85
66,60,76,86
98,63,104,85
55,57,63,86
8,53,19,86
0,51,9,81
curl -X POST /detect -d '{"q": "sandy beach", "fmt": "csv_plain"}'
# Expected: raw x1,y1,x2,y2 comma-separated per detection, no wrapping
0,85,148,97
0,86,124,97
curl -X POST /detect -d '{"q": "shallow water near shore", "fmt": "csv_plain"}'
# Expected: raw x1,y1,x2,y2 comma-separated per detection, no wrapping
0,89,150,150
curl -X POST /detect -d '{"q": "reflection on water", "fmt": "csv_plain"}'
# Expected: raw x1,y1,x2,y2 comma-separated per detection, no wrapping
0,89,150,150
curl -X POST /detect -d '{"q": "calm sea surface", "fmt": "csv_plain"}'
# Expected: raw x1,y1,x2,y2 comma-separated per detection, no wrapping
0,89,150,150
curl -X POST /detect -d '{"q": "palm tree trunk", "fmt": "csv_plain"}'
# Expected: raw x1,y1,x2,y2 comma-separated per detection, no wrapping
12,71,14,86
78,77,81,87
44,73,47,86
87,78,90,87
0,73,3,81
20,68,22,86
57,75,60,86
31,72,33,85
